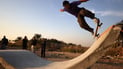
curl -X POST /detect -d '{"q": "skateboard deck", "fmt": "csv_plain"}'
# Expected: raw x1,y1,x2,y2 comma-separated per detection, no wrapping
94,23,103,38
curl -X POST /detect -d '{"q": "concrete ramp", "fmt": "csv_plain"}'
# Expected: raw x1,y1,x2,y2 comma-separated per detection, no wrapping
0,25,122,69
40,25,122,69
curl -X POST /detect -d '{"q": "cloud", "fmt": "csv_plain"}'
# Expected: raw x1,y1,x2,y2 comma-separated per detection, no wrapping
95,10,123,17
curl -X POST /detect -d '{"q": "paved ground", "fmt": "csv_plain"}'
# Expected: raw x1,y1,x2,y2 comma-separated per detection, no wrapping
0,50,52,69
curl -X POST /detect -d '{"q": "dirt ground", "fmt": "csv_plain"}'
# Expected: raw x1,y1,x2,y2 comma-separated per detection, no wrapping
0,64,4,69
35,51,123,69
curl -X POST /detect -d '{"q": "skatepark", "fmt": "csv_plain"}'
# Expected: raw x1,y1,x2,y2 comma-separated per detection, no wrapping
0,0,123,69
0,23,123,69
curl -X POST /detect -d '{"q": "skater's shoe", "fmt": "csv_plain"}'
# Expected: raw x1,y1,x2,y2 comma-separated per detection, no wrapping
91,31,94,35
89,28,94,35
93,18,100,25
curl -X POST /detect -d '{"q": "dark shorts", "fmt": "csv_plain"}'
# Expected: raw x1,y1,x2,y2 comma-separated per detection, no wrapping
77,8,95,32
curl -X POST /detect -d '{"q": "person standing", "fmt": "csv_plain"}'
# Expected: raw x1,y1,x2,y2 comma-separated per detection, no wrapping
22,36,28,49
41,39,47,58
1,36,8,49
31,37,37,53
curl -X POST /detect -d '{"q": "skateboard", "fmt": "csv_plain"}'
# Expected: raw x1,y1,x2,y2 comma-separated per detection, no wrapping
94,23,103,38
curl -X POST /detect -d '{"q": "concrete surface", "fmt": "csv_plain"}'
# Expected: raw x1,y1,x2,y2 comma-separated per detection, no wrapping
0,50,52,69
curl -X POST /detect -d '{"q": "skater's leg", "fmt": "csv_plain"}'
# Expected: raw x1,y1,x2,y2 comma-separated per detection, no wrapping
77,14,94,34
79,8,100,24
79,8,95,19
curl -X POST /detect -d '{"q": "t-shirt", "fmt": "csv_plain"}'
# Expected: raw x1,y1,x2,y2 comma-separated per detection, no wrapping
64,1,82,17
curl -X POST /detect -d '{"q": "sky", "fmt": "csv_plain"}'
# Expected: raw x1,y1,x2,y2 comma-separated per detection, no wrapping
0,0,123,46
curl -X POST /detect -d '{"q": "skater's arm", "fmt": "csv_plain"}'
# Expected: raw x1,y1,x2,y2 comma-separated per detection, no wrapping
60,0,90,12
71,0,89,6
60,9,64,12
80,0,89,2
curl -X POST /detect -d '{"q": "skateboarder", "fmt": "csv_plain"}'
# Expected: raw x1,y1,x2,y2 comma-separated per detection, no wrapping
61,0,100,34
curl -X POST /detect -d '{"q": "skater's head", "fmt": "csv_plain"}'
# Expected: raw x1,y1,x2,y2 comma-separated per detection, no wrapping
63,0,70,9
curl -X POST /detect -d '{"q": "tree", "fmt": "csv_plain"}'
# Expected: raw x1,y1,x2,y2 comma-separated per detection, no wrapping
33,34,41,40
15,36,22,41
